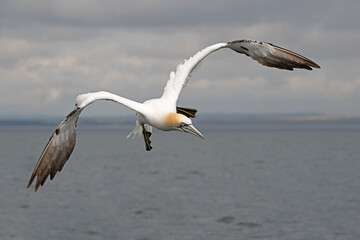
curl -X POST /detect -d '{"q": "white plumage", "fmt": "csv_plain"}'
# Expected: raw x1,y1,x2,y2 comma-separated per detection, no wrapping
27,39,320,191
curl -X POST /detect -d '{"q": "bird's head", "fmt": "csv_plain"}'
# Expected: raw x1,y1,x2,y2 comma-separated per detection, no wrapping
165,113,204,139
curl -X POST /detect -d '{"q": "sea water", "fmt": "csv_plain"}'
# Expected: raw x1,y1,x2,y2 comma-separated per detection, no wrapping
0,125,359,240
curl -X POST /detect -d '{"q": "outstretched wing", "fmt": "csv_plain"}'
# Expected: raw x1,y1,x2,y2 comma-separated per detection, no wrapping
27,91,146,191
27,108,82,191
161,39,320,102
227,40,320,70
161,43,227,101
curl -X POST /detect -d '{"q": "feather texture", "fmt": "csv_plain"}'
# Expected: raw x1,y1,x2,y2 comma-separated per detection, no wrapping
27,108,81,191
161,39,319,103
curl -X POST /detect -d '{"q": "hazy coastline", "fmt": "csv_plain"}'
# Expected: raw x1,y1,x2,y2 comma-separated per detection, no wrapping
1,113,360,130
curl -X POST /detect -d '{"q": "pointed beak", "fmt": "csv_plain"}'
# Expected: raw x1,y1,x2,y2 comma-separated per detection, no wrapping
181,124,204,139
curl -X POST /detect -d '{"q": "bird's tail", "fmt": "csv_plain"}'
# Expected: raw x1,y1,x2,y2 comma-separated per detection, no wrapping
127,120,142,139
127,120,152,139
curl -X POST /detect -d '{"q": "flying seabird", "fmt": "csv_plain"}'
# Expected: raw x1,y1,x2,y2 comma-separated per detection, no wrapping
27,39,320,191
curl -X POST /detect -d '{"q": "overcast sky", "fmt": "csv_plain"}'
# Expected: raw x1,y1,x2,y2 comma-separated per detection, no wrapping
1,0,359,118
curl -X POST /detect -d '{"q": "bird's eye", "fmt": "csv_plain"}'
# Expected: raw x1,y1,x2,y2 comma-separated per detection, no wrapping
179,122,187,127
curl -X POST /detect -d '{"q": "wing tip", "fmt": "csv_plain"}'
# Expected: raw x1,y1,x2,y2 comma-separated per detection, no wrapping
27,175,39,192
270,42,321,70
27,177,34,189
227,39,321,71
312,63,321,69
302,62,321,70
27,107,80,192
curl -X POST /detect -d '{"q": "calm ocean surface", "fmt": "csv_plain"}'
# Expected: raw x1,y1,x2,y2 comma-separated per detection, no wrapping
0,123,360,239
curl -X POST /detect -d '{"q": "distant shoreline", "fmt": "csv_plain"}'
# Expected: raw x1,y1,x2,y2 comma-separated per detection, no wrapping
1,114,360,130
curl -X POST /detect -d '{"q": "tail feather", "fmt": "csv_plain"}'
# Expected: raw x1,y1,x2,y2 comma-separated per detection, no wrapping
127,120,142,139
127,121,153,151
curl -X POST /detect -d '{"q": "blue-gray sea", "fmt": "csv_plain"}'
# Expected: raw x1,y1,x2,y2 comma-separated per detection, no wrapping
1,118,360,240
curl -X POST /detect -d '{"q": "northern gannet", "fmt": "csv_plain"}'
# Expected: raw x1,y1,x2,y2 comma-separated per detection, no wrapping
27,39,320,191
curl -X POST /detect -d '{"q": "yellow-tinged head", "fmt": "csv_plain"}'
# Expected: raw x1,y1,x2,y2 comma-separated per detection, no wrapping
165,113,204,139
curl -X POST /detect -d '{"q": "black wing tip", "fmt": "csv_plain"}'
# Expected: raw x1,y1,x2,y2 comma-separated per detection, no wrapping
27,169,40,191
27,174,43,192
270,42,321,70
27,176,35,189
176,107,198,118
27,178,39,192
142,128,153,151
288,65,319,71
299,62,321,71
27,107,80,192
312,63,321,69
302,59,320,70
227,39,321,71
303,65,313,71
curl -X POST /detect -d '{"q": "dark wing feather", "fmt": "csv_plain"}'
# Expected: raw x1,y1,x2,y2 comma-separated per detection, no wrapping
227,40,320,70
142,127,152,151
27,107,81,191
176,106,197,118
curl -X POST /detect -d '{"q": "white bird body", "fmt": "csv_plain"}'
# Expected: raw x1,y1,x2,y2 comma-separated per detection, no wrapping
76,91,181,131
142,99,176,130
28,39,320,191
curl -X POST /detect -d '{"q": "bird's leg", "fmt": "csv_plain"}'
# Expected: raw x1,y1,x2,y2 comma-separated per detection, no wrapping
176,107,198,118
141,124,152,151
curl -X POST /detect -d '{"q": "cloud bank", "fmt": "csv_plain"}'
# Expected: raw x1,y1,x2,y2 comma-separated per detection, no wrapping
1,0,359,117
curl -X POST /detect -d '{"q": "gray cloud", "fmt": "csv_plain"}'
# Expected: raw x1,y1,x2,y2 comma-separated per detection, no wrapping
1,1,337,29
0,0,359,117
